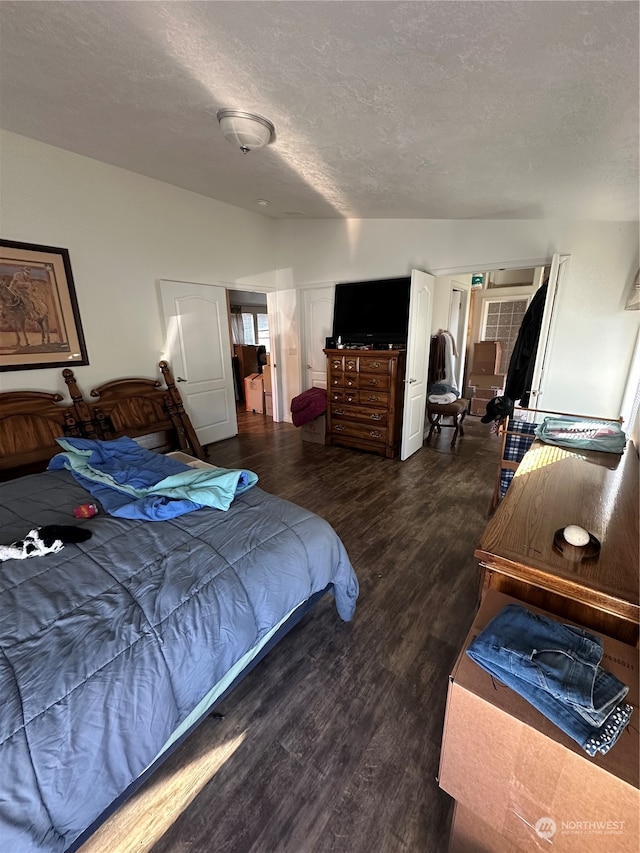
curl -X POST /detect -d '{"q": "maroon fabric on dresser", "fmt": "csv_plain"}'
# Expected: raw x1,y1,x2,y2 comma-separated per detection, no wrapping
291,387,328,427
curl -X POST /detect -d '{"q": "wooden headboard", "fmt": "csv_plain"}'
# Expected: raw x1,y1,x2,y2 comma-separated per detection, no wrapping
0,362,205,481
63,361,205,458
0,391,82,481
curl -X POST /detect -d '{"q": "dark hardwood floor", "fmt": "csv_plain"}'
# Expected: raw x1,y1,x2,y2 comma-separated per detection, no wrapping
81,409,501,853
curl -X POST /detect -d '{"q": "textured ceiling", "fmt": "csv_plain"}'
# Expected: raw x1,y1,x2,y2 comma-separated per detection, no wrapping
0,1,638,220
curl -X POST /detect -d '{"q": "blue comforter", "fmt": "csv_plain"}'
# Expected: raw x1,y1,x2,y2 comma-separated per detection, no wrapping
0,468,358,852
48,436,258,519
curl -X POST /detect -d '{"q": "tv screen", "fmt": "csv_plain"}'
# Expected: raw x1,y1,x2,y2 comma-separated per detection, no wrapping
332,277,411,346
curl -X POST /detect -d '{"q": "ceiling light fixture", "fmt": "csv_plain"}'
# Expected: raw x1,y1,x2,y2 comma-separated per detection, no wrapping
216,109,275,154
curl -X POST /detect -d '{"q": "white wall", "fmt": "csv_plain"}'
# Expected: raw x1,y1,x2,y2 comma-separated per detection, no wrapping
276,220,640,418
2,132,638,424
0,131,277,397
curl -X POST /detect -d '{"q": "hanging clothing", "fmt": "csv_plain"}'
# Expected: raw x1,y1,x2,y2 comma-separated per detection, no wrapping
442,332,457,388
505,283,548,406
429,334,446,385
428,330,459,392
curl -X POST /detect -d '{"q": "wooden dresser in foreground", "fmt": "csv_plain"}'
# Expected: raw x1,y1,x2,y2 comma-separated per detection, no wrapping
324,348,406,458
475,439,640,645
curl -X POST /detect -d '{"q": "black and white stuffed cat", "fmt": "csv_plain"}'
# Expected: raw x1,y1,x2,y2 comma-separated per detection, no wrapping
0,526,92,562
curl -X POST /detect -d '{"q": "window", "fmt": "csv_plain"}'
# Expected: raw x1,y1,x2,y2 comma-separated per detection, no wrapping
481,298,529,371
256,313,270,349
232,307,270,349
241,313,256,345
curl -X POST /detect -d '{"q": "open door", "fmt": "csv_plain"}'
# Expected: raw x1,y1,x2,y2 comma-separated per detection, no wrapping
160,279,238,445
302,285,335,389
528,253,566,408
266,290,280,420
401,270,434,460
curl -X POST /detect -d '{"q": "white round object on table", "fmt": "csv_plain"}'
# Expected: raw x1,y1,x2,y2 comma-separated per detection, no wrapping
563,524,590,547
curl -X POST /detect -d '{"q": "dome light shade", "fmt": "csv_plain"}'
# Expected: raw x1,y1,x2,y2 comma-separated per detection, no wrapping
216,109,275,154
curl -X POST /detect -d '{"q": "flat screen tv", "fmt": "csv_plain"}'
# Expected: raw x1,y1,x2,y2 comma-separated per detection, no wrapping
332,277,411,346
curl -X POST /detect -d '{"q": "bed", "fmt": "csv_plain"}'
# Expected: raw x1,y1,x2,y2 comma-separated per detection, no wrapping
0,364,359,853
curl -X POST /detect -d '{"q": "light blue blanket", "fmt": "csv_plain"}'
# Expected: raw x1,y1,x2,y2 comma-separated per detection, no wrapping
48,437,258,519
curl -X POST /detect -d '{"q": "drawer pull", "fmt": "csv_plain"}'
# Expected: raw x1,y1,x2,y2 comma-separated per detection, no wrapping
369,430,382,438
335,424,345,432
331,360,341,368
370,413,383,421
347,379,356,387
335,408,345,415
367,379,380,386
367,395,379,402
332,378,340,385
346,395,356,403
368,361,380,369
346,360,357,370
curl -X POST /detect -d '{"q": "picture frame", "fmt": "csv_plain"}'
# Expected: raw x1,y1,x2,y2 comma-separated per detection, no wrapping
0,239,89,371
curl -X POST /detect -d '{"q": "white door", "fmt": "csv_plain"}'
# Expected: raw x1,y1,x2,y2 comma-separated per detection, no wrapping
401,270,435,460
445,279,472,392
160,279,237,445
302,285,335,389
266,291,280,420
529,253,565,408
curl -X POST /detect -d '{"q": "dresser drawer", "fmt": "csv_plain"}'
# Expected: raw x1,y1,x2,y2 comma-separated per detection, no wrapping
330,420,388,445
329,371,345,388
357,389,390,408
358,356,392,374
328,356,344,372
344,356,359,373
329,388,362,406
331,404,388,427
357,373,391,392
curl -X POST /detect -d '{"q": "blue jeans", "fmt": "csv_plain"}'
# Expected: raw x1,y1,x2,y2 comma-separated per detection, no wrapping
467,604,633,756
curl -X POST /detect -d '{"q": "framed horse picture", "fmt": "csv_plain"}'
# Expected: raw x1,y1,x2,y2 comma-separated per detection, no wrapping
0,239,89,372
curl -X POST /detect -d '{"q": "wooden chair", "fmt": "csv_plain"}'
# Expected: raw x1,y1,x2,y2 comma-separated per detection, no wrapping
426,398,469,447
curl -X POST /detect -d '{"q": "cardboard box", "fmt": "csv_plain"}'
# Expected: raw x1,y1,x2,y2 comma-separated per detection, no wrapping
439,590,639,853
244,373,264,413
472,341,502,374
468,387,498,417
263,364,272,394
264,391,273,418
449,802,522,853
300,414,326,444
468,372,506,391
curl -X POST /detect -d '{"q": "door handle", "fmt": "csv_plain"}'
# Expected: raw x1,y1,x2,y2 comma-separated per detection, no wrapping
176,376,187,383
306,364,312,369
404,378,417,384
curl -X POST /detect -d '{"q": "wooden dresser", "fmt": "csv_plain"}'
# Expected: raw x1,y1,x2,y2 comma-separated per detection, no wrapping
324,348,406,458
475,439,639,645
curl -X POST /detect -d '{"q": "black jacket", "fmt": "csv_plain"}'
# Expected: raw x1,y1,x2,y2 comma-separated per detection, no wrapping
504,283,548,407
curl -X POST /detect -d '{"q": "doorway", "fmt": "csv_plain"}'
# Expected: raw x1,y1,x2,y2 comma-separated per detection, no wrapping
227,289,274,433
465,264,549,415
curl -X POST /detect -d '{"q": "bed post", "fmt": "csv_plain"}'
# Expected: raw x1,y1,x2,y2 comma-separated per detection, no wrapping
63,369,99,439
159,361,207,459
